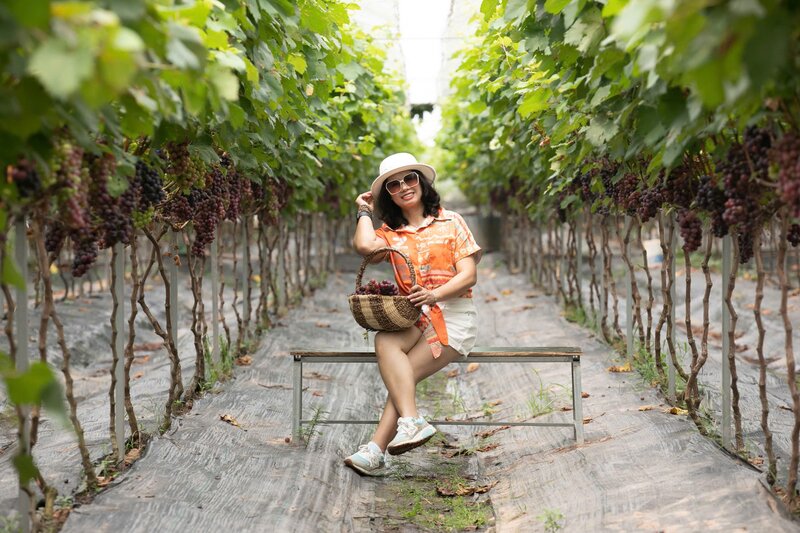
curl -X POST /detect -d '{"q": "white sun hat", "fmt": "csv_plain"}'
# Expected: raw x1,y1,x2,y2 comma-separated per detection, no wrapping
370,152,436,201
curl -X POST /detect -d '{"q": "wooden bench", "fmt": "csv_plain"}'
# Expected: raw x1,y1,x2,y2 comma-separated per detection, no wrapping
290,346,584,444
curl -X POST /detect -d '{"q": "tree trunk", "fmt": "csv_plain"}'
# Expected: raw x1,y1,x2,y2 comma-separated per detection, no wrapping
778,214,800,500
725,234,745,452
752,231,777,484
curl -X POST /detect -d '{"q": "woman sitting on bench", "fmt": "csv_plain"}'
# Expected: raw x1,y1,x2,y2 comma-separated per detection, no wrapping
347,152,483,476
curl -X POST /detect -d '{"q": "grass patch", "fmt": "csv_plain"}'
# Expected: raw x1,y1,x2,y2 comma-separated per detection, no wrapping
526,369,567,419
537,508,566,532
381,462,494,532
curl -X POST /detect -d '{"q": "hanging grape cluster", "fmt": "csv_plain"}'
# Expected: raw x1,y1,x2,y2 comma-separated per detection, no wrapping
677,209,703,252
87,153,134,249
7,159,42,199
716,127,773,262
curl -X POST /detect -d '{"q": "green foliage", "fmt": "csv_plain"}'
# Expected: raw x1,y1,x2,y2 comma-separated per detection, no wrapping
438,0,800,218
0,0,419,218
537,508,566,532
0,352,69,487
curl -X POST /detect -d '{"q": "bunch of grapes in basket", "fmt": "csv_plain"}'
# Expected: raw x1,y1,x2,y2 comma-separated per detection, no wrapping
355,279,399,296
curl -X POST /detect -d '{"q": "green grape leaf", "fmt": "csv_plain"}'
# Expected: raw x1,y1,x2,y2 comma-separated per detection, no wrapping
28,39,94,100
518,88,551,117
6,0,50,29
601,0,627,17
544,0,571,15
481,0,499,20
13,454,39,486
337,62,365,80
2,252,25,290
287,54,307,74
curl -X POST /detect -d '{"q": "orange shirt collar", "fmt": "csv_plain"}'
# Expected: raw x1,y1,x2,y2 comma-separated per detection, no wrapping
387,208,452,234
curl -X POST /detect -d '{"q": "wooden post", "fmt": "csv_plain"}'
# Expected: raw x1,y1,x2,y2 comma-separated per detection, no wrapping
169,230,179,353
14,220,31,533
112,242,125,460
242,218,251,322
668,216,678,402
576,214,583,305
625,216,634,362
559,224,566,304
210,237,220,364
721,234,732,448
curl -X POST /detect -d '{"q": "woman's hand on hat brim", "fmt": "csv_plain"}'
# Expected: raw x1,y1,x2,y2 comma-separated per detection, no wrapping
356,191,374,210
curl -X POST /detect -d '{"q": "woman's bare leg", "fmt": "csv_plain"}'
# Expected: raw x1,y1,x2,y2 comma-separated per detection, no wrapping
374,327,424,418
372,336,463,451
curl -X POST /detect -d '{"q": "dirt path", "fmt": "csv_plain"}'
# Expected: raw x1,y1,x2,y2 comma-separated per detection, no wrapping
43,254,800,531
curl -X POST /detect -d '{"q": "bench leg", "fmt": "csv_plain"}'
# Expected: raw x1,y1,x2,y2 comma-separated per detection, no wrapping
572,357,584,444
292,358,302,443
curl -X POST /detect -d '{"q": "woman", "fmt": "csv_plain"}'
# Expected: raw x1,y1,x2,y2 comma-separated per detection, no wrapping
345,152,482,476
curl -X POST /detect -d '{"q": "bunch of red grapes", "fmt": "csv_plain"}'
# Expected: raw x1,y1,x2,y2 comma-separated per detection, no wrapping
354,279,399,296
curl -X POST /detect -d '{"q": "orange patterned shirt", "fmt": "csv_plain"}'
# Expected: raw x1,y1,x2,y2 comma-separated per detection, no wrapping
375,208,482,357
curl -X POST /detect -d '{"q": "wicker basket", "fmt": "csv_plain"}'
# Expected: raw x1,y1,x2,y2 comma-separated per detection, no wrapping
348,247,421,332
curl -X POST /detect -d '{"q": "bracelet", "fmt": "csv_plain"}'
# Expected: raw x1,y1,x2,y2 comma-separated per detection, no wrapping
356,209,372,221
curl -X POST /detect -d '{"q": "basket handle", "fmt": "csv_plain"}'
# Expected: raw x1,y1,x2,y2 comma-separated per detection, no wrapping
355,247,416,290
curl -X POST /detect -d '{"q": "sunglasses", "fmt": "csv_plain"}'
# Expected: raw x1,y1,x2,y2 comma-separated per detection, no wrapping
385,171,420,195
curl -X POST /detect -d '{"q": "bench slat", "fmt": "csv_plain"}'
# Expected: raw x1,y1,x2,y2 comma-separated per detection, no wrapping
291,346,581,358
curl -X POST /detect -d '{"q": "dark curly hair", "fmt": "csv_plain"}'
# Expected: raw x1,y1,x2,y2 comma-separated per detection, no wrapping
377,171,441,229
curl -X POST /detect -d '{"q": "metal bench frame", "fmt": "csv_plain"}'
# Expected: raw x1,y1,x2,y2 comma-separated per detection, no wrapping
290,346,584,444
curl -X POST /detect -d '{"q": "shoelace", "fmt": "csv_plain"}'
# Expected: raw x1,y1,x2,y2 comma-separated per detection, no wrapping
357,445,381,466
397,418,418,436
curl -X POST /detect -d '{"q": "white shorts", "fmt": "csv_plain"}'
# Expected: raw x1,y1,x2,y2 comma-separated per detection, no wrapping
438,298,478,356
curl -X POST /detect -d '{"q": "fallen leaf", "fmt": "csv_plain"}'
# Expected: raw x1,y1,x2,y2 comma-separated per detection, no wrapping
762,309,774,316
467,363,480,373
124,448,141,464
638,405,656,411
525,293,539,299
257,383,291,390
583,417,593,424
476,442,500,453
735,343,749,353
665,406,688,416
560,406,573,411
750,456,764,466
516,305,535,311
315,322,331,328
488,399,503,407
500,289,513,296
96,476,112,487
446,368,459,378
133,341,164,352
133,372,144,380
436,480,498,497
312,391,323,397
581,392,590,398
235,355,253,366
220,414,246,430
78,307,89,313
607,362,632,373
252,274,261,283
484,296,498,303
133,355,150,365
474,426,510,439
305,371,332,381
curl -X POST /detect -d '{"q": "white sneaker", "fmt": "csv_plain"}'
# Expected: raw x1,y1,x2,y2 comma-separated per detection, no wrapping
344,442,386,476
387,416,437,456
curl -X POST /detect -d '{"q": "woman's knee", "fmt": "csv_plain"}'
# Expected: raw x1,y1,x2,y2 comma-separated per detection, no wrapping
374,328,419,355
